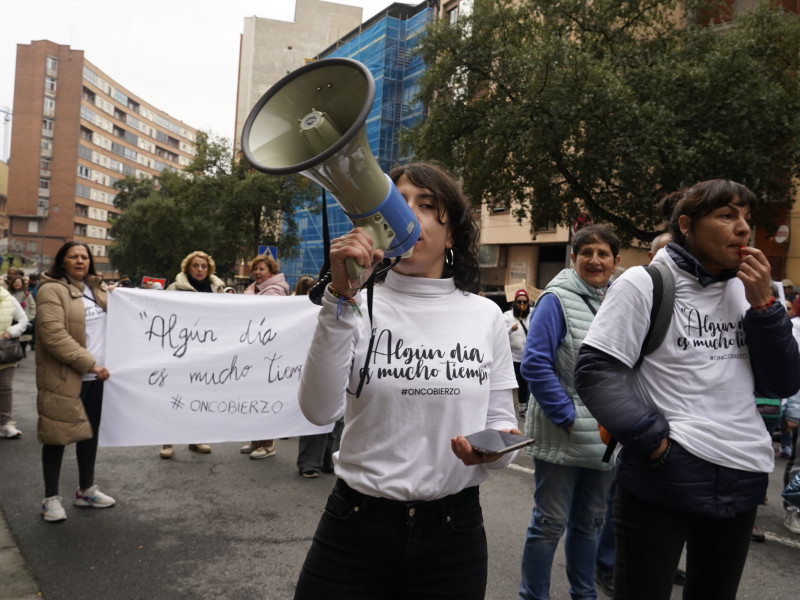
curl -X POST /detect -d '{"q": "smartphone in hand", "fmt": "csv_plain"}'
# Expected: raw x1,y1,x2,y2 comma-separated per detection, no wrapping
465,429,534,456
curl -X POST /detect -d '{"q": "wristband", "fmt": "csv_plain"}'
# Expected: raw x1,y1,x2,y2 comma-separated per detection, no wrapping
752,296,775,311
648,439,672,470
327,285,352,300
328,284,361,318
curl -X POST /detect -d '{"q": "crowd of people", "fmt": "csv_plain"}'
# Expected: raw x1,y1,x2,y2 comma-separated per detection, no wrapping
2,163,799,599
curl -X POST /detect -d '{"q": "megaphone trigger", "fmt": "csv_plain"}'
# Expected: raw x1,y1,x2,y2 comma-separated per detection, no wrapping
345,258,364,283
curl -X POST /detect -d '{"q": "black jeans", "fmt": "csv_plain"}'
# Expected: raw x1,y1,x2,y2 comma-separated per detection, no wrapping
42,380,104,497
613,486,756,600
294,479,488,600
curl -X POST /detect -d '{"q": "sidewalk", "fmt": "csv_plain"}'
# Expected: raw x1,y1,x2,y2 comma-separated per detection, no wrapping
0,505,41,599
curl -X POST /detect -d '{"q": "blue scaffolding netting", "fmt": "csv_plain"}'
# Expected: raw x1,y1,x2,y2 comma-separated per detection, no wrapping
281,7,432,287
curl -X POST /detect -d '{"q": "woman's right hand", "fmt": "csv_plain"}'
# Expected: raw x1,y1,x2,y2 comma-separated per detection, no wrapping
329,228,384,296
90,365,110,381
649,437,669,460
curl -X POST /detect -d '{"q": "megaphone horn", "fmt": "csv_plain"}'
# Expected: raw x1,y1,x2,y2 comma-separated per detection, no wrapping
241,58,420,279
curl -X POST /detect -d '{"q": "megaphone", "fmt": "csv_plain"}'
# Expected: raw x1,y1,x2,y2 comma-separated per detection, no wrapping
241,57,420,279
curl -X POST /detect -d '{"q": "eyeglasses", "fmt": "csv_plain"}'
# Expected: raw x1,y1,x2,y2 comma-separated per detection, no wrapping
515,299,529,305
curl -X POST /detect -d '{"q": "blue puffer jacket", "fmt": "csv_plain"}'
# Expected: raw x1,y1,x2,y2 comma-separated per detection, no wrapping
574,246,800,518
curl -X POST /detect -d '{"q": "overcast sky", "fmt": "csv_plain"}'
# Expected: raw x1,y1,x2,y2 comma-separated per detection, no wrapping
0,0,413,158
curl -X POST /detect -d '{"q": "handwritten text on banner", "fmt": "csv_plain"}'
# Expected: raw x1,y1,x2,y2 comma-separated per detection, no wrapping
99,289,330,447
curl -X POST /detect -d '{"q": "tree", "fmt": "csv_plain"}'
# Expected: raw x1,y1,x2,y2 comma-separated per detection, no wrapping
406,0,800,243
108,132,312,282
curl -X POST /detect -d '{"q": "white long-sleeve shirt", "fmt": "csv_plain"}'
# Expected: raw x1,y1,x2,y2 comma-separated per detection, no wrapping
299,270,518,501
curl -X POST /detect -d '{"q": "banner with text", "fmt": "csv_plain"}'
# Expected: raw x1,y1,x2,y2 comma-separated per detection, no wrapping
99,289,331,447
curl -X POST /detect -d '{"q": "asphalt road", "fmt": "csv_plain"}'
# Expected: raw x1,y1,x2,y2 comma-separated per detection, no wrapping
0,356,798,599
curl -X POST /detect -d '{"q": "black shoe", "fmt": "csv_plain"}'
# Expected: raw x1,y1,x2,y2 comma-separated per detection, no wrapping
594,568,614,597
674,568,686,586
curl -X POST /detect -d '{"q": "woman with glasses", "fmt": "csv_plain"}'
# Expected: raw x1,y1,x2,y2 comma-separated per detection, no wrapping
505,289,532,416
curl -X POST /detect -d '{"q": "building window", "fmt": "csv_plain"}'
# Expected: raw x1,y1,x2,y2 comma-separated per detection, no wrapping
27,241,38,253
80,106,96,124
77,164,91,178
28,221,39,234
38,179,49,190
45,77,57,94
46,56,58,74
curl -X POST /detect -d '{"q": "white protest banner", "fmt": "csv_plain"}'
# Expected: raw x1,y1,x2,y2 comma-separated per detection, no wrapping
99,288,331,447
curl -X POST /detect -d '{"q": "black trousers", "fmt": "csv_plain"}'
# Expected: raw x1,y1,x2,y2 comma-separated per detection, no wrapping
294,479,488,600
613,486,756,600
42,380,104,497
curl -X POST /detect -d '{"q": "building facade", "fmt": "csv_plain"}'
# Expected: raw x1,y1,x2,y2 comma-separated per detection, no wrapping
6,40,197,274
234,0,363,153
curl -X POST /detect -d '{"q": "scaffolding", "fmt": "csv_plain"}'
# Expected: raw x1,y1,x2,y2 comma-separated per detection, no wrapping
281,5,434,285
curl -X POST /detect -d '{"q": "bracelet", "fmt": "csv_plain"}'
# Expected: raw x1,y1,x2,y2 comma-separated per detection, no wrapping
648,439,672,471
328,285,361,318
752,296,775,311
327,285,352,300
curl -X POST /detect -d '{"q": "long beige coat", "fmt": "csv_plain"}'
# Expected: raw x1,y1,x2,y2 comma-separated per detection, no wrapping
35,273,107,445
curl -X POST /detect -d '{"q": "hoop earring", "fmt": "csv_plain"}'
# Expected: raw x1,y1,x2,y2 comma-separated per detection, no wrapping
445,248,454,267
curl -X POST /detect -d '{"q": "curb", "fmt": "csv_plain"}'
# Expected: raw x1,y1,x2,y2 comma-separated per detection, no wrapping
0,507,42,600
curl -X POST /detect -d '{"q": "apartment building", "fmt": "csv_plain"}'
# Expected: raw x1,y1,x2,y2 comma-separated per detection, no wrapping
6,40,197,274
234,0,363,152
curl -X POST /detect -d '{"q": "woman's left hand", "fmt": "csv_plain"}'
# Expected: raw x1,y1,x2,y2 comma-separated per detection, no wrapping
737,246,773,309
451,427,523,466
0,332,9,340
90,365,110,381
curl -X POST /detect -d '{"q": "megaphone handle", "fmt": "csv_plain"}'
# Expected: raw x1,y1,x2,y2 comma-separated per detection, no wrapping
345,258,363,280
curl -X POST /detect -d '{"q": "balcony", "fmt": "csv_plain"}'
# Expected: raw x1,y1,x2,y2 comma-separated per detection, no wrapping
39,168,51,178
41,147,52,158
42,128,54,138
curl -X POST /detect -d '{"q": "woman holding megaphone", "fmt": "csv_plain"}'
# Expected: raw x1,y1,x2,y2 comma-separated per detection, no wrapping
294,162,521,599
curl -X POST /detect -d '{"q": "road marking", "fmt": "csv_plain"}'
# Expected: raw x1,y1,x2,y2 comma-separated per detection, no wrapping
509,462,534,475
763,530,800,549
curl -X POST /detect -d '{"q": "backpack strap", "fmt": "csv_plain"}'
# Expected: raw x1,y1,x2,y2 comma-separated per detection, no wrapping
636,263,675,367
602,262,674,462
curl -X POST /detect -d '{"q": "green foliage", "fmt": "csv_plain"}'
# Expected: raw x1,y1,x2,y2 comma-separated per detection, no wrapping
108,132,313,282
406,0,800,243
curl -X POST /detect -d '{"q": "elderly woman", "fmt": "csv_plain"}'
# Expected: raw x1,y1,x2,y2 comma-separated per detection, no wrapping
160,250,225,459
575,180,800,599
239,253,289,460
36,242,114,522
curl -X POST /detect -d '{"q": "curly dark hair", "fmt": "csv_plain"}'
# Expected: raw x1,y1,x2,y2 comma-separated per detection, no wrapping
371,162,479,293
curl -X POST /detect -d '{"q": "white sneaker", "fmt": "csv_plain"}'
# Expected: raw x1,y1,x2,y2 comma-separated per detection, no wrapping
41,496,67,522
250,445,277,460
0,421,22,438
74,485,115,508
784,510,800,535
